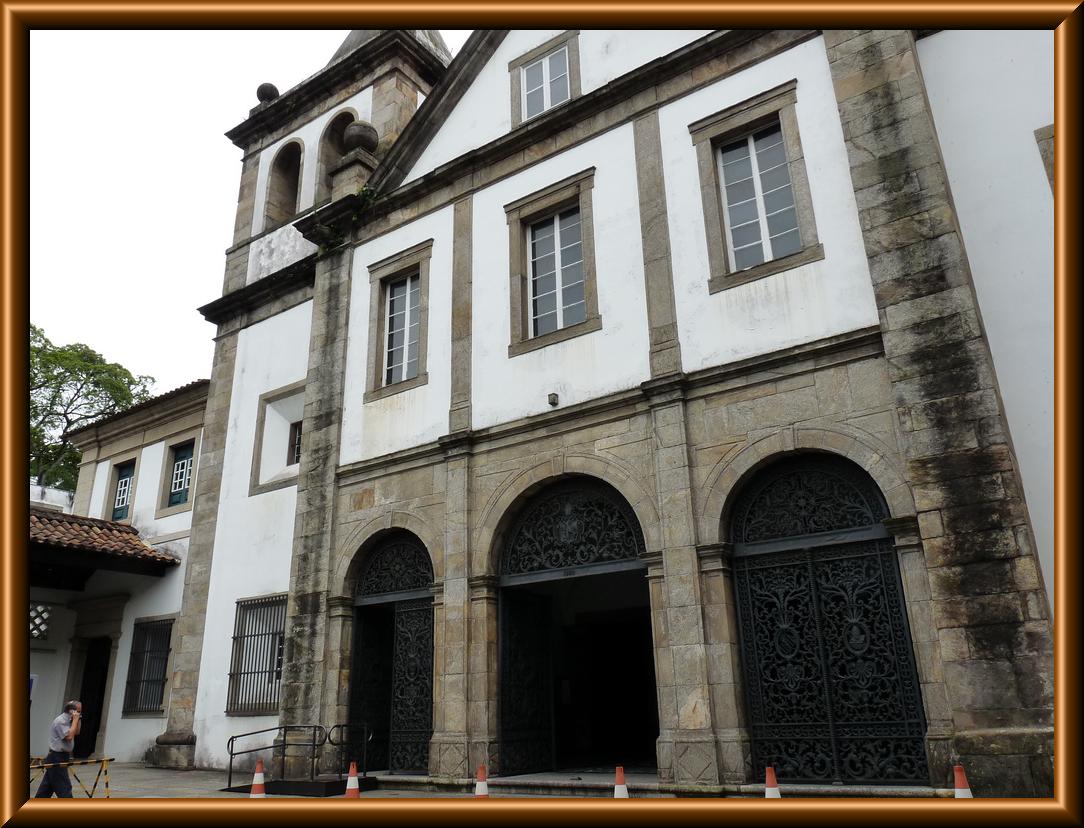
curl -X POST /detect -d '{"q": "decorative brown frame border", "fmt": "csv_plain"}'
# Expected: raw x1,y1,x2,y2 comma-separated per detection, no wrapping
2,7,1078,827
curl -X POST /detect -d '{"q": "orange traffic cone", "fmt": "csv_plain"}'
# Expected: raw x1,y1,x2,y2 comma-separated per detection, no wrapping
250,758,266,798
764,766,781,798
474,764,489,797
613,766,629,798
345,761,360,798
954,764,973,798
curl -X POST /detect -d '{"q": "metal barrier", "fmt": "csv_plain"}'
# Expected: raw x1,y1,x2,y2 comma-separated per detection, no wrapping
225,725,326,790
28,756,113,798
326,723,371,779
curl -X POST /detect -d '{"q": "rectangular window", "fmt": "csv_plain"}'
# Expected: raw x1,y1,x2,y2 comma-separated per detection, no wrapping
522,45,570,121
167,441,195,507
384,273,421,385
123,619,173,714
112,460,136,521
528,207,587,336
717,119,802,272
226,594,287,715
689,79,823,293
287,421,303,466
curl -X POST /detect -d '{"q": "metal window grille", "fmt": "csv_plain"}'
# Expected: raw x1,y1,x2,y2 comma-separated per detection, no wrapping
226,595,288,715
123,619,173,713
112,461,135,520
29,603,50,640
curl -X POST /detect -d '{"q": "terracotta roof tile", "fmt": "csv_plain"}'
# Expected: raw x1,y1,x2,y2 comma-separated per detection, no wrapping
29,506,180,566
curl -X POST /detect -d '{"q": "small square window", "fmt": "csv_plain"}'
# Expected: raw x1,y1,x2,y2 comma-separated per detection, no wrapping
112,460,136,521
249,382,305,497
505,168,602,357
689,79,824,293
509,32,582,129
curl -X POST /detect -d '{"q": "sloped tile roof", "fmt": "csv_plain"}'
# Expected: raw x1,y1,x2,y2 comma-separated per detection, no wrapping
65,379,209,440
29,506,179,567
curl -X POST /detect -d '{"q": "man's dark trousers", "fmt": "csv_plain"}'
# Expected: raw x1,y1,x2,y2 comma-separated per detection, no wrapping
34,750,73,798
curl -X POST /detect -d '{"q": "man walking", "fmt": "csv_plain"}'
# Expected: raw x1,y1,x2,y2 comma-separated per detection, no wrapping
35,700,81,798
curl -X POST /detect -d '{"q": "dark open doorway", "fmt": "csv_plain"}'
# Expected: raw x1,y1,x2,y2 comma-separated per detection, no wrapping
501,568,658,774
74,636,111,758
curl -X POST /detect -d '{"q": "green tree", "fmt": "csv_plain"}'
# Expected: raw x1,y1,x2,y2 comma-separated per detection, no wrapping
30,324,155,490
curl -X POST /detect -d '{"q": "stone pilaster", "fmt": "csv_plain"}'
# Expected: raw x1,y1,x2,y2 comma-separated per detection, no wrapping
279,241,354,776
151,329,239,768
643,379,720,785
633,111,683,378
449,196,473,433
467,575,499,775
826,30,1053,796
371,69,425,156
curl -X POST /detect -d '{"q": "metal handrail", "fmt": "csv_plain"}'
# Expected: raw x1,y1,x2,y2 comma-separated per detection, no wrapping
326,723,371,780
225,724,327,789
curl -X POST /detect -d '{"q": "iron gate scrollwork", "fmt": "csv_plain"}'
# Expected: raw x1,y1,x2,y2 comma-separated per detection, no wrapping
731,456,928,785
388,598,434,773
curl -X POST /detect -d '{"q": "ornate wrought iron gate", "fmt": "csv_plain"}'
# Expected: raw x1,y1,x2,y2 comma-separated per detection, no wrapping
351,534,434,774
499,591,553,775
730,455,928,784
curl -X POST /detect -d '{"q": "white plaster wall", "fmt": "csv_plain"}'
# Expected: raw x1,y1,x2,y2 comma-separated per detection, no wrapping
247,225,318,285
30,483,74,513
340,209,454,464
259,392,305,484
471,126,652,430
250,86,374,236
88,461,111,519
918,30,1054,611
29,599,76,757
193,300,312,767
661,36,879,372
404,30,711,184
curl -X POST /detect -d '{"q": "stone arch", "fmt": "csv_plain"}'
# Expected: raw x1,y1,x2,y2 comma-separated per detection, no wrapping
316,108,358,205
474,453,661,576
264,139,304,228
333,510,443,599
699,424,914,546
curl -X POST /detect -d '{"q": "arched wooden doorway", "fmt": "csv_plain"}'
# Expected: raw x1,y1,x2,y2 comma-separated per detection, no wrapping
728,453,928,784
350,532,434,774
498,477,658,776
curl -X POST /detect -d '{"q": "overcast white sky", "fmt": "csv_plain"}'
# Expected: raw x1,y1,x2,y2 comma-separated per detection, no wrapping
30,30,472,394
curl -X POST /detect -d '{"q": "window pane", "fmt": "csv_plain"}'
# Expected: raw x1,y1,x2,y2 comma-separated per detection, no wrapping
560,241,583,267
767,206,798,237
405,358,419,381
532,253,556,279
725,179,755,205
755,141,786,172
562,279,585,306
558,209,581,244
762,184,795,216
388,329,405,352
532,271,556,297
759,162,791,194
721,155,753,183
525,87,545,118
524,60,544,91
735,245,766,270
388,287,406,317
770,228,802,259
731,221,762,249
753,124,783,152
560,259,583,289
534,312,559,336
548,47,568,78
563,301,587,326
719,140,750,166
531,223,555,257
533,290,557,318
728,199,759,227
407,338,419,366
550,75,569,105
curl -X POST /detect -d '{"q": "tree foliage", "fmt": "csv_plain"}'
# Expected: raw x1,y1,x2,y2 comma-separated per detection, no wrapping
30,324,155,490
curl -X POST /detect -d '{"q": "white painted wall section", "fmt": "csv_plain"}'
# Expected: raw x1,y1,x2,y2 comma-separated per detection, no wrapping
250,86,374,236
404,30,712,184
471,126,651,430
340,208,454,464
918,30,1054,611
193,300,312,766
247,225,318,285
660,36,879,372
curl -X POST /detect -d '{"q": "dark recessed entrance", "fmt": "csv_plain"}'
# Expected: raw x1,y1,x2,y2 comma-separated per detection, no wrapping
499,478,658,776
74,636,111,758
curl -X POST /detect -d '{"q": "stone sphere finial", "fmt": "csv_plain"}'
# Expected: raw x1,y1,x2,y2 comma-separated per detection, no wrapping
343,120,379,154
256,82,280,103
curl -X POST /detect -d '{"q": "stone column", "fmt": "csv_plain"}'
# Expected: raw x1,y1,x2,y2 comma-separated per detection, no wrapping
320,595,355,773
826,30,1053,796
279,241,355,777
643,380,720,785
467,575,499,775
151,329,239,768
429,439,471,777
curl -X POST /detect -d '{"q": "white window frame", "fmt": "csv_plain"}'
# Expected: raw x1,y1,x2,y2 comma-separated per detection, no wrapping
114,471,133,510
383,272,421,386
521,45,570,122
527,208,586,337
170,454,193,496
717,122,799,272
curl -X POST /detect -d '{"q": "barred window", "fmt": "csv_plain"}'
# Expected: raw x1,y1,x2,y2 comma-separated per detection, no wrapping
30,603,50,640
112,460,136,521
168,441,195,506
226,595,287,715
123,619,173,714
